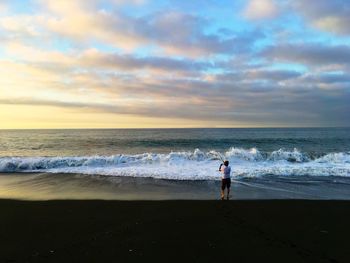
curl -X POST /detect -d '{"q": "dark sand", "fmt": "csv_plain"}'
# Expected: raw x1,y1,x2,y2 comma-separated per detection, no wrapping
1,200,349,263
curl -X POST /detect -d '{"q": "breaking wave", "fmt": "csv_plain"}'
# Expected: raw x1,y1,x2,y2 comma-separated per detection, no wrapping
0,148,349,180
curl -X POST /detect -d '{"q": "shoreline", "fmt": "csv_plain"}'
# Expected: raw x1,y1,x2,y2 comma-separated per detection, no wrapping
1,199,349,262
2,172,350,200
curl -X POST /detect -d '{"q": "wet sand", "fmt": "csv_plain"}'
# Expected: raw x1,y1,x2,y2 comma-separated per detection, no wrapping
2,173,350,200
0,200,349,262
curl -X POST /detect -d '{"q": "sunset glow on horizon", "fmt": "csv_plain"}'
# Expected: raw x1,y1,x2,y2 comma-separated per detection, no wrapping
0,0,349,128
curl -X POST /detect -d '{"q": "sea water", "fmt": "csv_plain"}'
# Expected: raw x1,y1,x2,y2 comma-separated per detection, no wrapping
0,128,349,200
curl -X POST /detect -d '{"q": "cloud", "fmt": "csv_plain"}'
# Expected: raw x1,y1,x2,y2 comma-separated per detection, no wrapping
0,0,267,64
0,15,46,42
261,43,350,66
22,1,263,57
134,11,257,56
0,97,237,121
245,69,301,81
293,0,350,35
2,41,214,77
0,2,9,13
303,73,350,84
1,0,349,127
243,0,278,20
79,49,213,72
1,79,349,126
2,41,348,127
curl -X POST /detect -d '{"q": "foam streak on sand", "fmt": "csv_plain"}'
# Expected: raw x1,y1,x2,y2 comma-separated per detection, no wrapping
0,148,349,180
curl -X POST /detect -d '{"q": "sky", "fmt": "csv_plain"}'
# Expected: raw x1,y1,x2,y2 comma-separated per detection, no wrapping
0,0,349,128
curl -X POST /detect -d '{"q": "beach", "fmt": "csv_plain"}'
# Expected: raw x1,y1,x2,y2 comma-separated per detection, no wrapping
1,199,349,262
1,128,349,262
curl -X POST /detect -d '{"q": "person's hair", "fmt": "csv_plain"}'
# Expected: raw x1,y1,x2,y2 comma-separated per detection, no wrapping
224,160,229,166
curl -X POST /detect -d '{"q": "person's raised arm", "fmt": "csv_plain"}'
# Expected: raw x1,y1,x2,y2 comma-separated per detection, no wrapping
218,163,223,171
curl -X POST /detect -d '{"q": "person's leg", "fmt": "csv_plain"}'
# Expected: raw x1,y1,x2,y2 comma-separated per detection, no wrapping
226,179,231,200
221,180,225,200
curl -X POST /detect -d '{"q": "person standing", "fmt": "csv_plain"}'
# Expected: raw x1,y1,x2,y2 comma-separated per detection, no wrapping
219,160,231,200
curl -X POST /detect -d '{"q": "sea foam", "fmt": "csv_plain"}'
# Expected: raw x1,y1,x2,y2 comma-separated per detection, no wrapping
0,148,349,180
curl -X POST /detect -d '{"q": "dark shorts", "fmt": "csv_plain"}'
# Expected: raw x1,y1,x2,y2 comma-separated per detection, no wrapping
221,178,231,190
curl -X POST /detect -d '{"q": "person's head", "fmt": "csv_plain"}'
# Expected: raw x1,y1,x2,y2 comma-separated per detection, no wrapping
224,160,229,166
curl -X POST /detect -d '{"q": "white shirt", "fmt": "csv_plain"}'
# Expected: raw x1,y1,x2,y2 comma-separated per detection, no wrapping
220,165,231,179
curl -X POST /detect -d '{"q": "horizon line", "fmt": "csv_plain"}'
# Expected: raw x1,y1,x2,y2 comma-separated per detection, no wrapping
0,126,349,130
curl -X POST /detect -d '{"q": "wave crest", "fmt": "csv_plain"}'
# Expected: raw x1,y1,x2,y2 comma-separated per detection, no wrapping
0,148,349,179
225,147,263,161
268,148,309,162
315,152,350,163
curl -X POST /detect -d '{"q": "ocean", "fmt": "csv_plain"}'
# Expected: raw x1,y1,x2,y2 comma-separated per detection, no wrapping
0,128,349,200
